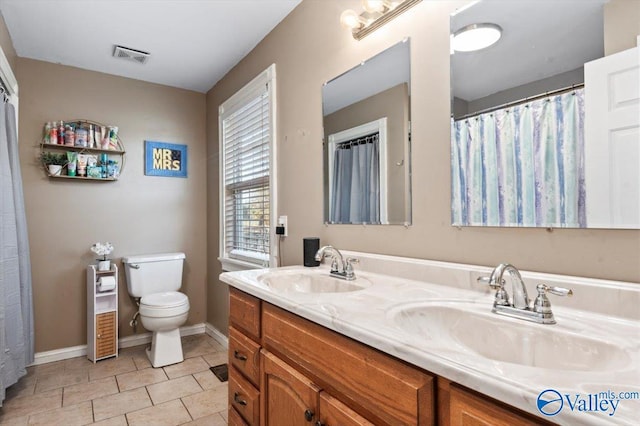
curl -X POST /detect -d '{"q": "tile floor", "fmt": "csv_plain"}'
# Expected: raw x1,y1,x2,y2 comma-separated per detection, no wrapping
0,334,229,425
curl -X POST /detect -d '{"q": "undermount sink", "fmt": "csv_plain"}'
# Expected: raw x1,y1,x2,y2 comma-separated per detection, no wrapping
388,301,631,371
258,271,371,294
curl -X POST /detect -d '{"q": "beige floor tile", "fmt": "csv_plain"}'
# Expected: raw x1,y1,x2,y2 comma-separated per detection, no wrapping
208,339,226,352
126,399,192,426
26,361,65,377
181,412,226,426
91,415,127,426
193,370,225,391
5,375,36,400
202,352,228,368
131,352,152,370
163,357,210,379
92,387,152,422
183,338,219,359
119,344,153,370
146,375,203,405
0,388,62,422
89,357,137,382
63,356,95,372
63,376,119,407
35,370,88,393
0,415,28,426
26,401,93,426
181,385,228,420
219,409,228,422
116,367,167,391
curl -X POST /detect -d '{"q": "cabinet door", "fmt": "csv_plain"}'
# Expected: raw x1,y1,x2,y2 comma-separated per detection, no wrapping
318,393,374,426
261,350,320,426
95,311,116,359
449,385,543,426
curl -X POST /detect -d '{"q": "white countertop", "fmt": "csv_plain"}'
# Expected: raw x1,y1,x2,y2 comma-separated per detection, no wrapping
220,253,640,425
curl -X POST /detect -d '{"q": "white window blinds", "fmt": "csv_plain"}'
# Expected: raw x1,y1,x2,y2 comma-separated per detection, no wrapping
220,66,275,269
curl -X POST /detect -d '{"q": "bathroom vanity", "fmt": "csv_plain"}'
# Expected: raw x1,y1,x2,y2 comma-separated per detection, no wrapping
221,252,639,425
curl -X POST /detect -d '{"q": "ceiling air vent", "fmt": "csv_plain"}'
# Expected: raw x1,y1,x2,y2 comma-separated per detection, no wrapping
112,45,150,64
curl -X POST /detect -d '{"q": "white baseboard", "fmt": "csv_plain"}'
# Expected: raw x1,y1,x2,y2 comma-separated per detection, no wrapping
32,345,87,366
205,323,228,348
31,322,209,366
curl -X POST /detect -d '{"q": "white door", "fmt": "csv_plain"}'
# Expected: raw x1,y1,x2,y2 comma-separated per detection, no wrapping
584,41,640,229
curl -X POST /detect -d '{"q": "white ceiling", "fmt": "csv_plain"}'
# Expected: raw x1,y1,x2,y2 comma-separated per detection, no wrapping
0,0,302,93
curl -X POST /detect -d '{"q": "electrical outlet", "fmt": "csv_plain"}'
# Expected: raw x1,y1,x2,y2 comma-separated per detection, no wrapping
278,215,288,237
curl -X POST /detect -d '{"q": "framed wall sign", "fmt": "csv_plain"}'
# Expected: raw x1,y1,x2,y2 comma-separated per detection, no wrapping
144,141,187,178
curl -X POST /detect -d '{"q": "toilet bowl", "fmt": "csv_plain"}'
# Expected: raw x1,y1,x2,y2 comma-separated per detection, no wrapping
139,291,190,367
122,253,190,368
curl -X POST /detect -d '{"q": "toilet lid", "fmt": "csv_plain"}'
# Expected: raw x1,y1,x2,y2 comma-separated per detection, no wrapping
140,291,188,308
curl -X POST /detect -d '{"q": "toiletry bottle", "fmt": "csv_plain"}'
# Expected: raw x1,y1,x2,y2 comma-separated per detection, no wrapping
57,121,65,144
50,122,58,144
64,125,75,146
43,122,51,144
88,124,95,148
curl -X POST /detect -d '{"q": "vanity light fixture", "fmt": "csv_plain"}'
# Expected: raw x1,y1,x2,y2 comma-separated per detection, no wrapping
452,23,502,52
341,0,422,40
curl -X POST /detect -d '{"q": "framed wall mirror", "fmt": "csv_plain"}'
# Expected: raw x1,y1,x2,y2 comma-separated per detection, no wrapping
450,0,640,229
323,39,411,225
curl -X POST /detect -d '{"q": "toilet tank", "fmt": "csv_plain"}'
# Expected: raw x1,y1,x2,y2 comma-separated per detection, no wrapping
122,252,185,298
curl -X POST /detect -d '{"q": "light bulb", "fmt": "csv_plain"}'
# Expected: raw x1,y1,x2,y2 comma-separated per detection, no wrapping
361,0,387,13
340,9,364,30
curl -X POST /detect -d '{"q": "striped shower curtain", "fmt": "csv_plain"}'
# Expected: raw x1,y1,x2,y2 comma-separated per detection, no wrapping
451,89,585,227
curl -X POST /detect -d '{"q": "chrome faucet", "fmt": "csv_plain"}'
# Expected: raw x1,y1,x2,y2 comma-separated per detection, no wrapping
478,263,573,324
490,263,530,309
314,245,358,281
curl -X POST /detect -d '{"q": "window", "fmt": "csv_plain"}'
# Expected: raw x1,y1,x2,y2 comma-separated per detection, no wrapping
219,65,276,271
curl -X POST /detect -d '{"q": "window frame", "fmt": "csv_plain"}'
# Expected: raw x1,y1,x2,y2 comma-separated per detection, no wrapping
219,64,277,272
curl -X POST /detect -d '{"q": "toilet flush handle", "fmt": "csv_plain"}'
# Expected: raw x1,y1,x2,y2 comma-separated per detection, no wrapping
129,264,141,269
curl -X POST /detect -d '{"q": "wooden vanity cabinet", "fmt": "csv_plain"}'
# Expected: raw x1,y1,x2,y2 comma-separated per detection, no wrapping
228,287,547,426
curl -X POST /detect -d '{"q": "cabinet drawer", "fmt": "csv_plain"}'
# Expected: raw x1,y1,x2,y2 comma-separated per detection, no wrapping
262,303,434,425
95,311,116,359
229,288,261,341
229,326,261,388
228,407,249,426
229,366,260,426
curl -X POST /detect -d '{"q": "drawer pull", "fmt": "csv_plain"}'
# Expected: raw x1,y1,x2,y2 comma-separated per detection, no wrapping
97,334,102,339
315,422,325,426
233,350,248,361
233,392,247,406
304,409,314,422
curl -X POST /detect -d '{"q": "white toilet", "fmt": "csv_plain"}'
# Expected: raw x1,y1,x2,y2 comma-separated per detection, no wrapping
122,252,190,368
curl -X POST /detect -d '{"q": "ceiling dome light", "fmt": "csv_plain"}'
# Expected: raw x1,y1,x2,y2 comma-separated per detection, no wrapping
452,23,502,52
340,9,365,30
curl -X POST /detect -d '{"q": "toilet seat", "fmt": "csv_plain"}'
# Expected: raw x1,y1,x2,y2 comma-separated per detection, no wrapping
140,291,189,318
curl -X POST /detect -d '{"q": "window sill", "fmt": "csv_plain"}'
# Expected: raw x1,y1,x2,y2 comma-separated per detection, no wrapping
219,257,265,272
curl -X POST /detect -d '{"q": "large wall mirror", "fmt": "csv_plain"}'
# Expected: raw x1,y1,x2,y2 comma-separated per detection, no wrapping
323,39,411,225
450,0,640,229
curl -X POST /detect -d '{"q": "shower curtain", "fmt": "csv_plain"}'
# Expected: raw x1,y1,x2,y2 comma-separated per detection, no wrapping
0,101,34,405
451,88,585,227
330,133,381,224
